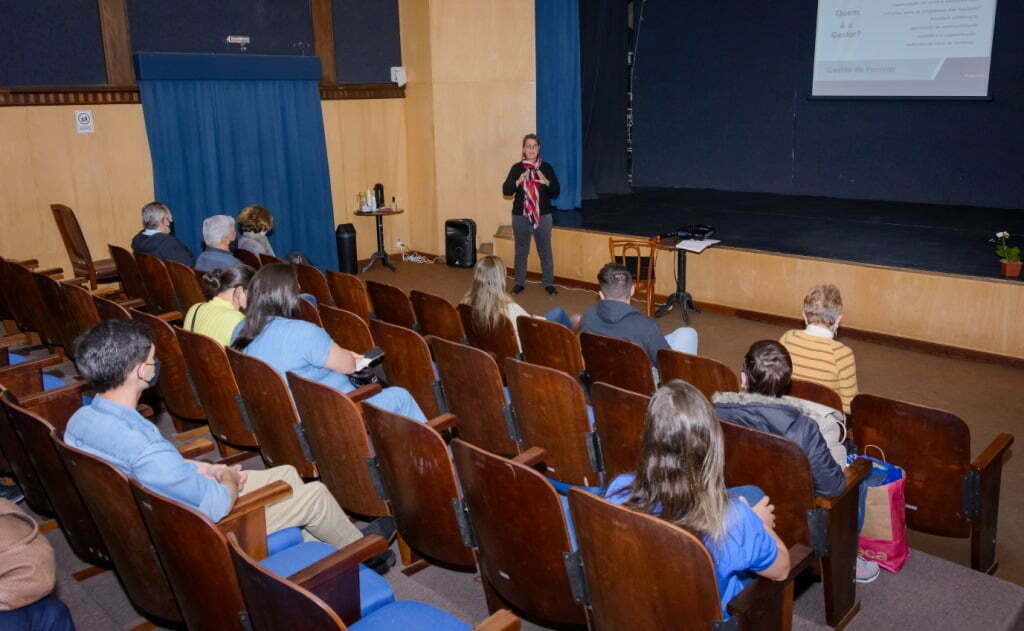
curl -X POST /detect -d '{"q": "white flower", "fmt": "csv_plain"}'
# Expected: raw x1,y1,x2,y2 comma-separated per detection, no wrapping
996,231,1009,239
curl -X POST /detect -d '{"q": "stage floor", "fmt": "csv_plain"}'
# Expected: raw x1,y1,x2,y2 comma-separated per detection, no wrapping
574,188,1024,280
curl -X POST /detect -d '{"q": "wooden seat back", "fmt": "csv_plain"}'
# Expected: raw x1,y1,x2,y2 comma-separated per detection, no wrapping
457,303,520,380
363,403,474,567
430,336,520,457
7,263,64,349
259,253,285,266
589,382,649,480
326,271,371,323
234,248,261,269
287,373,389,517
297,297,324,327
60,280,102,344
451,439,586,626
32,270,81,354
789,379,843,413
504,357,600,488
369,319,443,418
93,293,132,320
366,280,417,328
410,290,465,342
580,332,655,395
175,327,258,448
567,488,726,629
609,236,659,317
51,204,109,288
1,394,109,566
0,256,18,324
108,244,153,309
657,349,739,399
165,259,206,311
295,263,334,306
130,309,205,421
55,435,183,623
226,348,315,477
135,251,182,314
319,304,374,353
517,316,584,378
0,388,53,514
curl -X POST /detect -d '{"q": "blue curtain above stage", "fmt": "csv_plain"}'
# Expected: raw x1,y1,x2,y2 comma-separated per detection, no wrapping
137,53,337,269
535,0,582,211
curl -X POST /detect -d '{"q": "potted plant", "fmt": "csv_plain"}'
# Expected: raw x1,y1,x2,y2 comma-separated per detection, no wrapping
990,231,1021,278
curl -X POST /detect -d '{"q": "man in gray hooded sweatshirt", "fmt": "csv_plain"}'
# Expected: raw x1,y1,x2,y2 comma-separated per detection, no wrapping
579,263,698,365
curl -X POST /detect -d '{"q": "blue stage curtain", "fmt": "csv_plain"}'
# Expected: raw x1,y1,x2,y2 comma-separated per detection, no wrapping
535,0,582,211
136,53,337,269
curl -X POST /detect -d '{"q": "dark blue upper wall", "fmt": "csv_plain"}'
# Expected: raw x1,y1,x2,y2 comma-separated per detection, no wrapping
0,0,107,85
631,2,1024,209
333,0,401,83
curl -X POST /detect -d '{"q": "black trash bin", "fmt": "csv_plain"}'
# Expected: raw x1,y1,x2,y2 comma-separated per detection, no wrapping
336,223,358,274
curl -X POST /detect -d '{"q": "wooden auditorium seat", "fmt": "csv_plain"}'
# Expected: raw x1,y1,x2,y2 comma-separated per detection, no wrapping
108,244,154,310
92,292,132,320
580,331,655,395
657,348,740,399
851,393,1014,574
410,290,465,342
516,316,585,382
457,303,520,380
135,251,184,315
260,253,286,266
50,203,118,289
588,381,650,481
319,304,375,354
366,280,417,329
7,262,67,353
234,248,261,269
59,281,102,339
789,378,844,413
165,258,207,311
297,296,325,327
326,271,371,323
369,319,445,418
295,263,335,306
31,270,83,356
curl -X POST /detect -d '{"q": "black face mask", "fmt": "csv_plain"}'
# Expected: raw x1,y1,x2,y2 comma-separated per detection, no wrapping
142,359,161,389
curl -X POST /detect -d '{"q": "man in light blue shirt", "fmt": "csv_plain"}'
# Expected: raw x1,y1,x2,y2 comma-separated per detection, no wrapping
195,214,244,272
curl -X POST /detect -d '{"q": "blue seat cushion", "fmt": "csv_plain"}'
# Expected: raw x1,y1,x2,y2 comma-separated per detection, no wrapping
259,540,395,617
352,600,471,631
546,476,601,497
9,352,28,365
266,527,304,556
42,373,68,391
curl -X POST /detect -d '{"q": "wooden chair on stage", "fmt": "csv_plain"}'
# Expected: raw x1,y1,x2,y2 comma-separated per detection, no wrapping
366,280,417,329
451,439,586,627
362,403,474,572
789,379,844,413
430,336,521,457
609,236,659,317
457,304,520,380
657,349,739,399
295,263,335,306
50,204,118,289
319,304,374,354
56,437,184,625
851,394,1014,574
411,290,465,343
135,251,184,315
580,332,655,395
504,357,602,489
589,381,649,481
260,253,285,266
165,258,206,311
234,248,261,269
109,244,154,310
287,374,389,519
721,419,870,629
326,271,371,323
567,488,812,631
369,319,445,418
516,316,584,381
297,296,325,327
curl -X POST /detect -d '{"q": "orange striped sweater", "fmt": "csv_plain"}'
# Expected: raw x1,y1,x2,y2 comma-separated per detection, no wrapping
779,329,858,414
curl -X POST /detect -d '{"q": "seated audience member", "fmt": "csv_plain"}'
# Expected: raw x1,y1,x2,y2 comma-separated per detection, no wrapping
195,215,244,273
130,201,195,267
284,251,312,266
183,265,254,347
461,256,575,347
64,320,395,572
231,264,427,422
604,380,790,619
579,263,698,364
0,498,74,631
236,205,275,257
779,284,858,414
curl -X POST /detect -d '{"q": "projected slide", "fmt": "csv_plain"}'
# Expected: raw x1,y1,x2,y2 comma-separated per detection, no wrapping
812,0,998,97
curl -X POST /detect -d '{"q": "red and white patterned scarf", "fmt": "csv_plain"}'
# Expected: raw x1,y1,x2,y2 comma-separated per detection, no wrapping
520,155,543,228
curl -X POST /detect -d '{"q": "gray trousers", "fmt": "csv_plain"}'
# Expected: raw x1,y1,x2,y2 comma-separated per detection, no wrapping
512,213,554,286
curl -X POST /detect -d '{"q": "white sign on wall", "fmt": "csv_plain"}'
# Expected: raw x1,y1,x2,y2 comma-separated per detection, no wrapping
75,110,94,134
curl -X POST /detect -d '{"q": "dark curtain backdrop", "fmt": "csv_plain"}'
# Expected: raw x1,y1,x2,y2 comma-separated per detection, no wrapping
535,0,582,210
137,53,337,268
580,0,630,199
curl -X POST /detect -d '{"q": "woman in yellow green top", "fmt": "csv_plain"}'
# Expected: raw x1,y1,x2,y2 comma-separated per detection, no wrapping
183,265,255,346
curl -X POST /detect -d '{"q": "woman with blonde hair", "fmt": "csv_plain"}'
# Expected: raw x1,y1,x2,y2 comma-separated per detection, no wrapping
604,380,790,618
461,256,574,346
236,205,275,256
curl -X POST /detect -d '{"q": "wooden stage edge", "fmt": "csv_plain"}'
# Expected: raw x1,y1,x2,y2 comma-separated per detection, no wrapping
492,225,1024,367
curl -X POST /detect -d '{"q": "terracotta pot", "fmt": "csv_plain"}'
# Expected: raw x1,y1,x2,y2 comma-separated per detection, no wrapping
1001,260,1022,278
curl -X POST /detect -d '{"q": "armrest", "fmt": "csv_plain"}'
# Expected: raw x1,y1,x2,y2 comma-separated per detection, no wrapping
0,355,68,395
63,277,90,287
12,259,39,269
427,413,457,433
512,446,547,467
973,433,1014,472
19,380,89,405
0,333,31,349
178,438,214,459
218,480,293,560
348,383,383,402
288,534,389,625
815,458,870,511
37,267,63,277
223,480,292,523
727,543,813,621
156,311,183,323
174,427,210,442
474,609,521,631
117,298,147,309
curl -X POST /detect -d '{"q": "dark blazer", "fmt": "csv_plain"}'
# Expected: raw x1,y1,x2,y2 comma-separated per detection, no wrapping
502,161,560,216
131,231,195,267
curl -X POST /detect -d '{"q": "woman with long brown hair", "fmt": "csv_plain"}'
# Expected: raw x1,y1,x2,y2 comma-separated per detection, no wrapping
604,380,790,618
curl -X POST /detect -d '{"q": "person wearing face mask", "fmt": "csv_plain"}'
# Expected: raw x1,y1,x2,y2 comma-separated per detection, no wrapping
502,133,561,295
236,205,276,257
130,201,195,267
63,320,398,573
183,265,254,347
195,215,244,273
778,284,858,415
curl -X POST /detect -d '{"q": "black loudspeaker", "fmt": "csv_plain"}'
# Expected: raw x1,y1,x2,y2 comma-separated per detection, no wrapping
445,218,477,268
335,223,358,274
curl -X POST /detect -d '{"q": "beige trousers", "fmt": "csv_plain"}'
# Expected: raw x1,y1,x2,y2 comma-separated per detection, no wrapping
240,465,361,549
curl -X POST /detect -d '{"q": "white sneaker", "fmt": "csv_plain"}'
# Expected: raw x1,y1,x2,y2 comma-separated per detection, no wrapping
856,557,880,583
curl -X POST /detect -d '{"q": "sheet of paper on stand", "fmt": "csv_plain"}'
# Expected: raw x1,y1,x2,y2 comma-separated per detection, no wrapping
676,239,720,253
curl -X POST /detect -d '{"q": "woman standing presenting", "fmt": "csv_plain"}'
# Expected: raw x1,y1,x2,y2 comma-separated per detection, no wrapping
502,134,560,294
